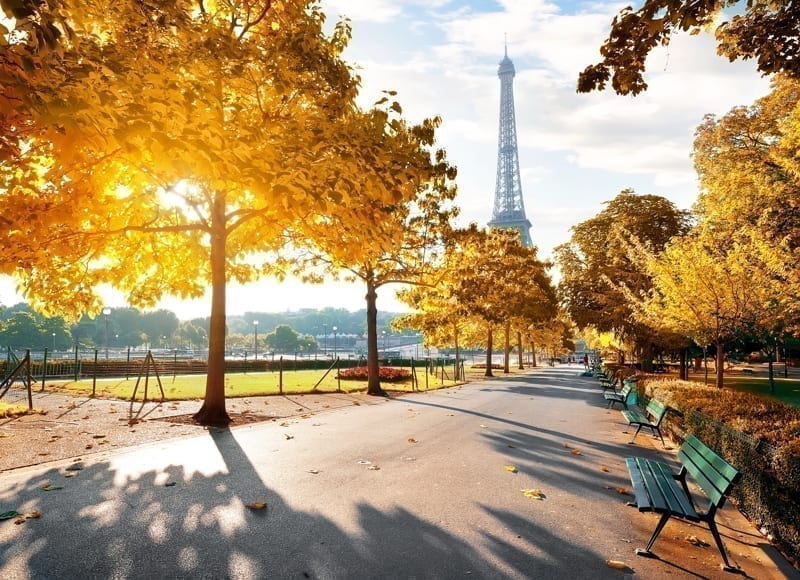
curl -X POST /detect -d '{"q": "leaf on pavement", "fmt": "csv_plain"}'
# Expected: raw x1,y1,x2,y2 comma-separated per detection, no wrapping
615,486,631,495
521,489,545,500
367,465,381,471
0,510,19,520
0,433,11,438
479,424,487,428
40,484,63,491
599,465,610,472
504,465,518,473
570,449,582,456
686,535,709,547
246,501,268,510
284,434,294,440
308,469,320,474
407,438,417,444
605,560,630,570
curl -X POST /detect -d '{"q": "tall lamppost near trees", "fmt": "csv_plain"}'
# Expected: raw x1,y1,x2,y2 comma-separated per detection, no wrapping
332,326,338,360
103,307,111,360
322,323,328,355
253,320,259,360
52,332,56,351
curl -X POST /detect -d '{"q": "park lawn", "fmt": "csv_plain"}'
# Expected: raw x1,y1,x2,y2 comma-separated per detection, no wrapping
43,367,463,401
687,375,800,408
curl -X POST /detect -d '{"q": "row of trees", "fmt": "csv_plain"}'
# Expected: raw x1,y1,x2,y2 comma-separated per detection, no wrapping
558,76,800,390
0,302,407,352
1,1,567,424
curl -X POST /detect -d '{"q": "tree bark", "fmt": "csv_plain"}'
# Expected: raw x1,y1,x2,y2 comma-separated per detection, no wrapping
453,321,460,382
503,322,510,374
365,278,386,396
715,341,724,388
484,327,494,377
517,331,524,369
531,341,537,367
193,191,231,427
679,348,688,381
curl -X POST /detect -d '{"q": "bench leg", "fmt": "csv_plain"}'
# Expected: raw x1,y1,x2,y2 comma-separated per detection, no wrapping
628,424,643,444
707,517,737,572
650,426,665,446
636,512,671,557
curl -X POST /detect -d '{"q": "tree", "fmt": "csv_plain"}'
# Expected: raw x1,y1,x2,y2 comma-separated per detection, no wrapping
641,226,785,388
578,0,800,95
264,324,301,354
555,189,690,364
288,105,458,396
399,226,556,378
1,1,365,425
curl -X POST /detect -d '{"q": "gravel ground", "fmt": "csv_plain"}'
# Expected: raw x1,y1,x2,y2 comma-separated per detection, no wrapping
0,386,378,472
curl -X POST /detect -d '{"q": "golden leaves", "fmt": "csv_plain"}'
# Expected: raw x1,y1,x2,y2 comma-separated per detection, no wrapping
521,489,546,500
246,501,268,510
504,465,518,474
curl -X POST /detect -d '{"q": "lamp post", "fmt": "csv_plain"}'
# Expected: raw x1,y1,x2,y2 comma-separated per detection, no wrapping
52,332,56,351
103,307,111,360
382,330,386,354
332,326,338,359
253,320,259,360
322,323,328,355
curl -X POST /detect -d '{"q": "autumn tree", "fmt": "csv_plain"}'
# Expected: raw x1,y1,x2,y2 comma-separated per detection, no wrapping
288,105,458,396
0,1,371,425
399,226,555,378
555,189,690,365
579,0,800,95
642,226,787,388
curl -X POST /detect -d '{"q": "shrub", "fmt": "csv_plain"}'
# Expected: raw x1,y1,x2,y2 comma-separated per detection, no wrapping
336,366,411,382
640,376,800,567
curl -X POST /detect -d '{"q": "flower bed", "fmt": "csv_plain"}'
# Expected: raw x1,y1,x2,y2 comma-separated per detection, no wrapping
336,366,411,382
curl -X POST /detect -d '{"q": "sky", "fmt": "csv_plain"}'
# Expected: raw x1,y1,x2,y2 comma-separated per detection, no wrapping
0,0,773,320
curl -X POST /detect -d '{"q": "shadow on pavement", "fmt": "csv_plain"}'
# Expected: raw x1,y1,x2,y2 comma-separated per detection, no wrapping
1,425,611,578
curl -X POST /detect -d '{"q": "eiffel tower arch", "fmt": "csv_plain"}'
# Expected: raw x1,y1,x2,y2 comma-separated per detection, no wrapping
487,46,533,247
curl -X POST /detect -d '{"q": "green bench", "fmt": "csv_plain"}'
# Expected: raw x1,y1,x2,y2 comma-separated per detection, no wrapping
625,434,741,571
621,398,667,445
603,382,633,409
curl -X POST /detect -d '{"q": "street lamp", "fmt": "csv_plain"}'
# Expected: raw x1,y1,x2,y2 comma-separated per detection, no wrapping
253,320,259,360
322,323,328,355
382,330,386,354
332,326,338,359
103,307,111,360
52,332,56,351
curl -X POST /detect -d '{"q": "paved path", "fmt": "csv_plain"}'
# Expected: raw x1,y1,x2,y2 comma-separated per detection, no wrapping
0,366,795,579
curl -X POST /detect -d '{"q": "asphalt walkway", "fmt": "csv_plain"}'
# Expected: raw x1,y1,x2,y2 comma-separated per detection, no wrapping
0,365,796,579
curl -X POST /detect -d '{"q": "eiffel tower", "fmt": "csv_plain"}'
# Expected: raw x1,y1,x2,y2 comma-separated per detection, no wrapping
488,45,532,247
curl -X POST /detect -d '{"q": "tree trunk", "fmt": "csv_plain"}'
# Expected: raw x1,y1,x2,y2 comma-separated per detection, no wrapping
484,327,494,377
503,322,510,374
517,331,524,369
679,348,687,381
193,192,231,427
453,321,460,382
768,345,775,394
531,341,537,367
365,279,386,396
715,341,724,388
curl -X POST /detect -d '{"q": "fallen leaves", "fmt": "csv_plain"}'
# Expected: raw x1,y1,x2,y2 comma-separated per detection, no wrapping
599,465,610,473
367,465,381,471
283,434,294,440
407,438,418,444
614,486,631,496
14,511,41,524
0,510,19,520
686,535,710,547
570,449,582,456
521,489,546,500
40,484,63,491
605,560,629,570
246,501,268,510
504,465,518,474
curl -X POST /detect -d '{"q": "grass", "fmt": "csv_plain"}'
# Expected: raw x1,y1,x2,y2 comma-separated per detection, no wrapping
687,374,800,408
41,366,470,401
